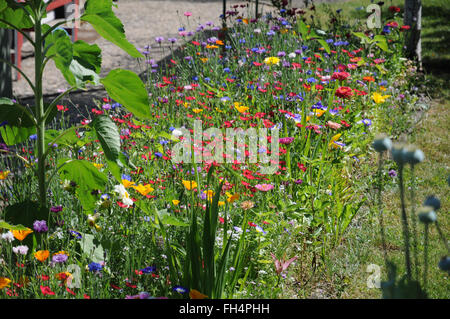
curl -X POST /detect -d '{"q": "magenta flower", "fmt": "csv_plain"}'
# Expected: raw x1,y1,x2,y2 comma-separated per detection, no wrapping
184,11,192,17
279,137,294,145
255,184,274,192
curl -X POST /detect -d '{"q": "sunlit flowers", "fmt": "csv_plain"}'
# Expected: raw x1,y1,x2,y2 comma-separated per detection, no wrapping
0,170,10,179
121,174,135,188
34,250,50,262
226,192,239,203
172,199,180,206
234,102,249,114
182,180,197,190
132,183,155,196
0,277,11,290
263,56,280,65
335,86,353,99
255,184,274,192
114,184,134,207
12,228,33,241
329,133,344,149
372,92,391,104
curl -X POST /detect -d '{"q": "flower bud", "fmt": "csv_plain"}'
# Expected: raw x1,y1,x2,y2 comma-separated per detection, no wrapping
372,135,392,153
438,256,450,272
403,145,425,165
391,143,407,165
423,195,440,211
418,206,437,224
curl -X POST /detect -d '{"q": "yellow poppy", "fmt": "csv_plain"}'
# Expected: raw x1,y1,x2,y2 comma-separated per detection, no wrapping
200,57,208,63
182,180,198,190
0,170,10,180
132,183,154,196
93,163,104,170
192,108,203,114
372,92,391,104
122,179,135,188
313,109,326,117
329,133,344,149
12,228,33,241
218,201,226,206
226,192,240,203
234,102,249,114
206,45,218,49
0,277,11,290
263,57,280,66
189,289,208,299
34,250,50,262
203,190,215,202
172,200,180,206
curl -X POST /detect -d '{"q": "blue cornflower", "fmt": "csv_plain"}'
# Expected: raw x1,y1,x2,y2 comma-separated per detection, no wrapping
140,266,156,273
88,262,103,273
121,174,132,181
69,230,82,239
173,286,189,294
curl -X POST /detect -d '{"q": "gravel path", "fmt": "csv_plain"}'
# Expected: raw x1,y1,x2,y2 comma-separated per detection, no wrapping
13,0,344,108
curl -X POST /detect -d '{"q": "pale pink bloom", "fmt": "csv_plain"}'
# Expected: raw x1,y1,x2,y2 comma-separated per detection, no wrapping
255,184,274,192
327,121,342,130
184,11,192,17
270,253,297,275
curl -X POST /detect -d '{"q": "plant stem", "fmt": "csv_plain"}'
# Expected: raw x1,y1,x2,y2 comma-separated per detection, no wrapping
398,164,412,281
377,152,388,267
34,14,46,208
409,164,419,281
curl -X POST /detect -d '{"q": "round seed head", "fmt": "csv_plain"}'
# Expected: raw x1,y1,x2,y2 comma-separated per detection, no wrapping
418,206,437,224
372,135,392,153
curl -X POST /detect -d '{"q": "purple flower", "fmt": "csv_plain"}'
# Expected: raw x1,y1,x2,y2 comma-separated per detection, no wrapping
52,253,68,264
389,169,397,177
294,179,303,185
88,262,103,272
50,205,63,213
167,37,177,43
33,220,48,233
173,286,188,294
155,36,164,43
279,137,294,145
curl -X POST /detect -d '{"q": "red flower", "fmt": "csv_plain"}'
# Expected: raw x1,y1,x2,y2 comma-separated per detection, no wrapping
66,287,76,296
83,294,90,299
388,6,401,13
57,105,68,111
297,163,307,172
335,86,353,99
332,71,350,81
400,25,410,31
40,285,55,296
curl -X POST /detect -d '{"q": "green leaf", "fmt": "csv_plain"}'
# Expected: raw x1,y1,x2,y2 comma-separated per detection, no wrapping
58,159,108,211
78,233,104,263
0,98,35,127
317,38,331,54
101,69,151,120
0,220,29,231
58,159,108,190
73,40,102,74
91,115,121,164
44,27,74,82
375,40,391,52
0,6,33,29
297,19,308,39
157,209,189,227
81,0,143,58
0,125,36,146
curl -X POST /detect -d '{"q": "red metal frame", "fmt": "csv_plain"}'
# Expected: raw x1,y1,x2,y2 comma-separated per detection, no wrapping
12,0,79,80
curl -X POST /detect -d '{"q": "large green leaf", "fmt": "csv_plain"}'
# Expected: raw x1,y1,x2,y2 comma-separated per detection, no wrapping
0,125,36,146
81,0,143,58
91,115,121,164
78,232,104,263
58,159,108,190
44,27,74,81
157,209,189,227
0,98,35,127
58,159,108,211
73,40,102,74
0,5,33,29
101,69,151,120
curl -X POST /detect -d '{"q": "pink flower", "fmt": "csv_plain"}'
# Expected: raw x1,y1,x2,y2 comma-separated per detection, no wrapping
279,137,295,145
270,253,298,275
255,184,274,192
184,11,192,17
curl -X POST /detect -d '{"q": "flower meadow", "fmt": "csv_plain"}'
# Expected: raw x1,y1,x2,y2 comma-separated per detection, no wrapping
0,1,446,299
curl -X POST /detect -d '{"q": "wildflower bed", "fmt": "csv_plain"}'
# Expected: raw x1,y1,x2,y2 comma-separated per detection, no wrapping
0,1,433,299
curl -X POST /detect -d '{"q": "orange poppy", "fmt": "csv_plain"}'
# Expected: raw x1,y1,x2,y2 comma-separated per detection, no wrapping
189,289,208,299
12,228,33,241
34,250,50,262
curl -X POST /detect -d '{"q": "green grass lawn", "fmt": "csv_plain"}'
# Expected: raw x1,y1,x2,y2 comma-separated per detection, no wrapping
297,0,450,299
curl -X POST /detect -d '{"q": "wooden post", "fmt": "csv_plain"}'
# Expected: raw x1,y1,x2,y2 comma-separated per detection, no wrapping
0,28,12,98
